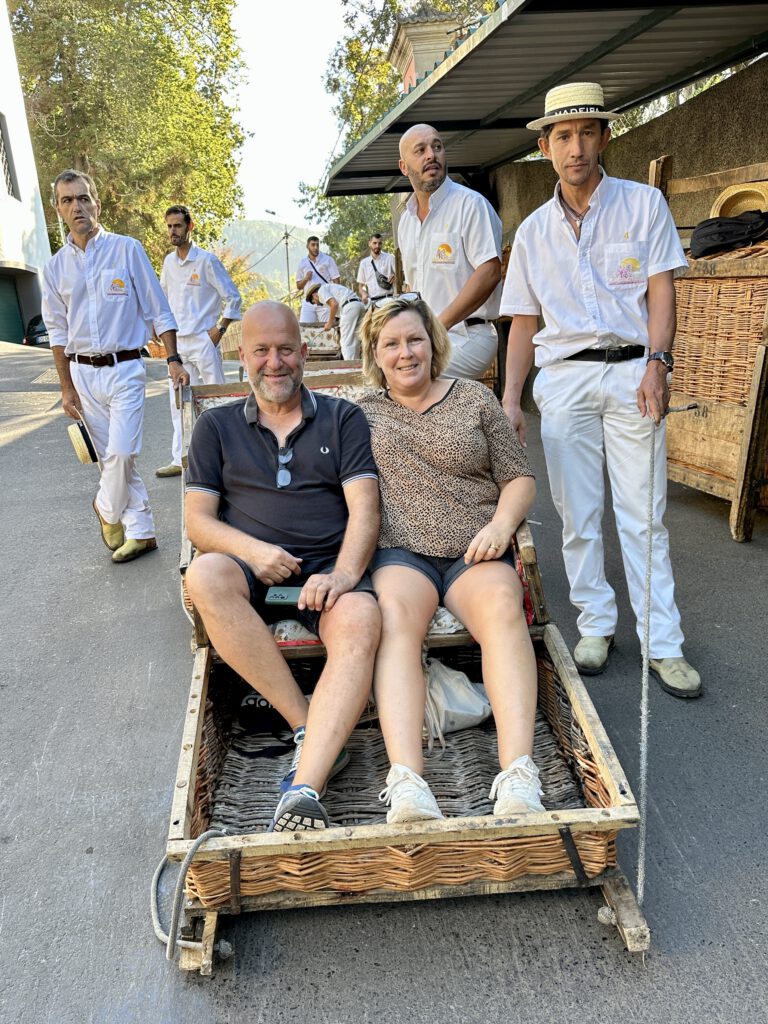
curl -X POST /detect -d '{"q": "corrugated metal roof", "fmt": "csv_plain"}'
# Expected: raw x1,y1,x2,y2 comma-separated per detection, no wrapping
324,0,768,195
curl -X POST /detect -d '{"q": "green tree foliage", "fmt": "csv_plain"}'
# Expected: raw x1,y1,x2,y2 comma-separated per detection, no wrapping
9,0,244,266
299,0,495,269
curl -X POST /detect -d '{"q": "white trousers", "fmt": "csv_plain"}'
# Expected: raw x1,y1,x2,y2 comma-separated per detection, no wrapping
167,331,225,466
533,358,684,658
445,322,498,380
71,358,155,539
339,301,365,360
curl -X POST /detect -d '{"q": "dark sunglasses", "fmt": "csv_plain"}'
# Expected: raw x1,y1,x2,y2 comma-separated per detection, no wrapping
276,447,293,488
371,291,421,310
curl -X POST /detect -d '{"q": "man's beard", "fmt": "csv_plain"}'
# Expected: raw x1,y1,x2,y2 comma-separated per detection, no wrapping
250,367,302,404
420,170,445,194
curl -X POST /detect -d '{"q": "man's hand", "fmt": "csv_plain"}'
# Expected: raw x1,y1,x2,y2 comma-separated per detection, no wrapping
169,361,190,388
637,361,670,424
207,326,223,347
324,321,334,332
502,394,528,447
464,523,513,565
299,569,357,612
250,544,303,586
61,384,83,420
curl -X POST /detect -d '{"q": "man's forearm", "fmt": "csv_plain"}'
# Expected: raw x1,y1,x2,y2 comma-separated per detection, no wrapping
188,510,269,564
503,316,537,407
646,271,676,354
334,483,380,582
158,328,180,359
439,258,501,330
52,344,74,392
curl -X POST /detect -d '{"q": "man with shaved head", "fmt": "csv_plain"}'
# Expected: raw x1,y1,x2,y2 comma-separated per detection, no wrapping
185,301,381,831
397,124,503,379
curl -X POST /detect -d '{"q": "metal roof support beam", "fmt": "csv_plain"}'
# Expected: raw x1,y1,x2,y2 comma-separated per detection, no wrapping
445,6,682,152
383,118,531,134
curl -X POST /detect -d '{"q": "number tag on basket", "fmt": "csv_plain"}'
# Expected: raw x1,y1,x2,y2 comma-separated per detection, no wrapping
423,657,491,750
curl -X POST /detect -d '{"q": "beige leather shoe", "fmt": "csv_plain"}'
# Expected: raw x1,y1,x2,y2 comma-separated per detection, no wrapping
92,499,124,551
649,657,702,699
155,463,182,478
112,537,158,563
573,635,615,675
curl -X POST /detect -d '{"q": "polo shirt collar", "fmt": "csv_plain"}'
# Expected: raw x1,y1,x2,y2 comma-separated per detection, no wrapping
553,166,609,220
174,240,199,265
243,384,317,426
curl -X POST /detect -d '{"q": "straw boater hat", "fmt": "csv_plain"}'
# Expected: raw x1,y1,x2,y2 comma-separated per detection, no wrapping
304,282,321,301
710,181,768,218
67,416,98,465
527,82,620,131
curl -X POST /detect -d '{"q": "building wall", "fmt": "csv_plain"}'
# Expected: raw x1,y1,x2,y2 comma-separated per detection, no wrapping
0,3,52,336
491,58,768,238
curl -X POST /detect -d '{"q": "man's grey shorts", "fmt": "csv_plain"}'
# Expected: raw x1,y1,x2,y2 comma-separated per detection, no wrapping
370,546,515,604
228,554,376,636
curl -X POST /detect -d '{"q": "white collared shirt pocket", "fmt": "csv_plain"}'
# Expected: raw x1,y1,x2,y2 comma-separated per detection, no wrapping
604,241,649,288
429,232,460,269
101,268,131,300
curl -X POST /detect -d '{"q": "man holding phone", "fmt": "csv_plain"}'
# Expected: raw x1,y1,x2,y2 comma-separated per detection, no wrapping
184,301,381,831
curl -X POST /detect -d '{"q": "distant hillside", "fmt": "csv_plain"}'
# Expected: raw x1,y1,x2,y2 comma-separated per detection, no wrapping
221,220,327,297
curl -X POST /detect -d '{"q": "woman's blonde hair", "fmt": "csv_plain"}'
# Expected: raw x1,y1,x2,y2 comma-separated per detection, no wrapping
359,297,451,387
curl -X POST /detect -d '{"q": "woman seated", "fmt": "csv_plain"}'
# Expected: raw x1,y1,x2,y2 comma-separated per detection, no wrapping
358,297,545,823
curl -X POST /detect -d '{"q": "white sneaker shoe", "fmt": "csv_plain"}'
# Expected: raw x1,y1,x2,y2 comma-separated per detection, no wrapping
490,755,545,815
379,763,444,824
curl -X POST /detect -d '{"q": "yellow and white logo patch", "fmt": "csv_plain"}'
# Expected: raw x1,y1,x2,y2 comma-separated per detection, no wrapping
432,242,455,265
188,272,201,287
107,277,128,296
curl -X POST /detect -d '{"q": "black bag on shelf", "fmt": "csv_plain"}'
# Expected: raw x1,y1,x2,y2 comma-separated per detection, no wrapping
690,210,768,259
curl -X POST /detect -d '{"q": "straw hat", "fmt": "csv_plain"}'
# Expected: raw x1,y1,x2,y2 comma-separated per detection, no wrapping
710,182,768,218
67,418,98,464
527,82,620,131
304,282,321,301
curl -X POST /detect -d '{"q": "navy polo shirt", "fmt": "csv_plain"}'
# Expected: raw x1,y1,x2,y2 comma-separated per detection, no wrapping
186,386,378,574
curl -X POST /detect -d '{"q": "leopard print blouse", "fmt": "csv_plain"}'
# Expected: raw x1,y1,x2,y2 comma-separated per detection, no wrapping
357,378,532,557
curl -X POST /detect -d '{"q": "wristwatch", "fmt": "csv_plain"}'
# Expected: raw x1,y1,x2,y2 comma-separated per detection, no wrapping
217,322,228,335
166,354,183,365
647,351,674,371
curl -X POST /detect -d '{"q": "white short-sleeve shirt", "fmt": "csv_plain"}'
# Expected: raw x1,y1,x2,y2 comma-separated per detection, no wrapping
317,283,356,308
296,252,340,287
500,171,687,367
357,251,395,297
160,241,241,336
397,176,502,320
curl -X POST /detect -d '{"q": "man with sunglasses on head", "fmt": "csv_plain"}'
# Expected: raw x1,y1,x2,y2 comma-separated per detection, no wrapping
184,300,381,832
155,204,242,478
397,124,503,379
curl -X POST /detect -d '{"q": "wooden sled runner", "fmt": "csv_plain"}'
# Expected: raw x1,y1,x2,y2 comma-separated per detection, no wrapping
166,375,650,975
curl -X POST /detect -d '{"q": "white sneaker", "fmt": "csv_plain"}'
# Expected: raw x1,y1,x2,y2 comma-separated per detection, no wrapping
378,763,444,824
490,755,545,815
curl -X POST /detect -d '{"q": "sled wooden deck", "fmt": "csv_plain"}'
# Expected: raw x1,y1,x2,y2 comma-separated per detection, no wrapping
168,376,648,974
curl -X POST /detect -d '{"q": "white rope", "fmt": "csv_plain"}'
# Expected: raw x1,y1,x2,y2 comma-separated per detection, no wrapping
636,402,697,906
637,421,655,906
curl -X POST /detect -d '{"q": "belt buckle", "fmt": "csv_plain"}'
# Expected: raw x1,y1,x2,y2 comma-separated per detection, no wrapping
106,353,116,367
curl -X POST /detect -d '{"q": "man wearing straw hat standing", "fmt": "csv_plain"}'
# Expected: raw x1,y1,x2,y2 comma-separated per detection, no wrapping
154,204,242,479
42,169,188,563
501,83,701,698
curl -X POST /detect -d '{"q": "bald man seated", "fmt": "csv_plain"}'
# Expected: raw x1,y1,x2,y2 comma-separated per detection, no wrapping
184,301,381,832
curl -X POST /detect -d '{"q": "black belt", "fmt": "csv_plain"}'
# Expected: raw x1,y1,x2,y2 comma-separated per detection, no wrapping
369,295,392,301
565,345,646,363
68,349,142,367
341,297,363,308
466,317,489,327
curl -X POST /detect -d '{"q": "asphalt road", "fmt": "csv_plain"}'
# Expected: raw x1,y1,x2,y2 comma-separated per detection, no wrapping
1,340,766,1024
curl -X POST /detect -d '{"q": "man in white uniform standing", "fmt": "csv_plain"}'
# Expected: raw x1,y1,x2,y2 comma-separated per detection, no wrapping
296,236,340,325
42,169,187,563
500,82,700,698
155,205,242,477
305,281,365,360
356,233,394,303
397,124,502,379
